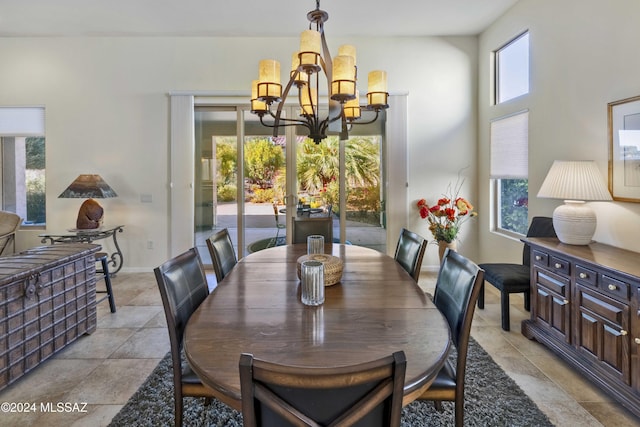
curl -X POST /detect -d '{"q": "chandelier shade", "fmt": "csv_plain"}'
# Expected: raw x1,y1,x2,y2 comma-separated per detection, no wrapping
250,0,389,144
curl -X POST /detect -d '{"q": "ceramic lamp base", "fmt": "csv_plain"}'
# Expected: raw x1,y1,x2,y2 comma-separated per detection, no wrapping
552,200,596,245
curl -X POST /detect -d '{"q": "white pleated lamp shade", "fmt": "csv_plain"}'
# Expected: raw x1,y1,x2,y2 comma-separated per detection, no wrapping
537,161,612,201
537,161,612,245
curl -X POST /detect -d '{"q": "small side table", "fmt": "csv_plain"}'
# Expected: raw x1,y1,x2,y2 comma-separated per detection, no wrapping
39,225,125,274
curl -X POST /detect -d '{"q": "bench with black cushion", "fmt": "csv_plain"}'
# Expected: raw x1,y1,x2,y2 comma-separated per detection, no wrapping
478,216,556,331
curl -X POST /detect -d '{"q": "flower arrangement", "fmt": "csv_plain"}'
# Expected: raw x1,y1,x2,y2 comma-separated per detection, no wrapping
416,181,477,243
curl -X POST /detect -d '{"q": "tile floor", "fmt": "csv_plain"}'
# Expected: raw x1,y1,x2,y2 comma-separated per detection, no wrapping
1,270,639,427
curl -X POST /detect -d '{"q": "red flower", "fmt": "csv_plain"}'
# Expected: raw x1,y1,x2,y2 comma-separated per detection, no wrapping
419,206,429,219
414,178,477,243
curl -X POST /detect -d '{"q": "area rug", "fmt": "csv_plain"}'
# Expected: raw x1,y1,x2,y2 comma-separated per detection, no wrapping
109,338,553,426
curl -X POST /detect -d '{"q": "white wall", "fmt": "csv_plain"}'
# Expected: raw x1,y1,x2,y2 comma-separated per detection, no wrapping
0,35,479,270
478,0,640,263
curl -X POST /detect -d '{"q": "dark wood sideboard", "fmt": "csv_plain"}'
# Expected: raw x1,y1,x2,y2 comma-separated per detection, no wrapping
522,238,640,418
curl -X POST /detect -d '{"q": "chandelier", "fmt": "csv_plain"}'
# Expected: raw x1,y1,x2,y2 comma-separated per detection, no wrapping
250,0,389,144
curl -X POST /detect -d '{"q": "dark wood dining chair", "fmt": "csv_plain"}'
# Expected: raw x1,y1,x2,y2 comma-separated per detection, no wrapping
239,350,407,427
418,248,484,427
477,216,556,331
154,248,216,427
292,216,333,244
393,228,428,281
206,228,238,282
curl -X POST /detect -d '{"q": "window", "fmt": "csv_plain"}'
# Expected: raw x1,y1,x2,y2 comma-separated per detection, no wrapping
490,111,528,235
0,107,46,226
496,32,529,104
491,31,530,236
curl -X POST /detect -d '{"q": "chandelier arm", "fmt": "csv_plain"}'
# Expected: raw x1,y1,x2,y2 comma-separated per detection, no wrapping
272,70,301,138
348,109,381,126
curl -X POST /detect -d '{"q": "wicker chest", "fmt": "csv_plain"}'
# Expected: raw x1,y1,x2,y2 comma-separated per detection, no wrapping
0,243,100,390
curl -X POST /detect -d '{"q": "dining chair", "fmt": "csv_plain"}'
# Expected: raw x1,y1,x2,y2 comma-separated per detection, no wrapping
239,350,407,427
0,210,21,256
477,216,556,331
154,247,216,427
418,248,484,427
292,216,333,244
393,228,428,281
206,228,238,282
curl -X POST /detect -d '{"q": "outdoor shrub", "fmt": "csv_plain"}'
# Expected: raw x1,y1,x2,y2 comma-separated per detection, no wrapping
218,184,237,202
250,188,275,203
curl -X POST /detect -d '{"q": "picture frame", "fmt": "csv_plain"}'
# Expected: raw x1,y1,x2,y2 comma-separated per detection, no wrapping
608,95,640,202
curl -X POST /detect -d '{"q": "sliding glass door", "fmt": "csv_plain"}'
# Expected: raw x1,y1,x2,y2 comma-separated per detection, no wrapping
193,102,386,267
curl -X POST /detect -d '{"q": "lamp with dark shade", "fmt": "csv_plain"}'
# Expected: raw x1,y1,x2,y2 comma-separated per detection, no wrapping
537,160,612,245
58,174,118,230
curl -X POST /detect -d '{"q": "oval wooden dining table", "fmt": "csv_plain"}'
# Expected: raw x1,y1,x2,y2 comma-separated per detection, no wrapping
184,243,451,411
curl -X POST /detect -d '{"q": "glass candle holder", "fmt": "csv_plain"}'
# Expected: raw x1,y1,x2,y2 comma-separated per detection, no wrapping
307,234,325,255
300,260,325,306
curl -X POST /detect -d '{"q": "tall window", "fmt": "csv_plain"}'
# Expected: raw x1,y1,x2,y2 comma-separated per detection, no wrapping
491,31,530,236
496,32,529,104
491,111,528,235
0,107,46,226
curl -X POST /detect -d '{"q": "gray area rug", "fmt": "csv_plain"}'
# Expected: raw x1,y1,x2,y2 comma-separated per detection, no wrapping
109,338,553,426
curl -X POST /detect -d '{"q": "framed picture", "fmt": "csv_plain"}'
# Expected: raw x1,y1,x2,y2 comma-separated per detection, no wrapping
608,95,640,202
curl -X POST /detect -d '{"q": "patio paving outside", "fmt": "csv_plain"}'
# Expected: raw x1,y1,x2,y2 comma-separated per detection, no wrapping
196,202,386,265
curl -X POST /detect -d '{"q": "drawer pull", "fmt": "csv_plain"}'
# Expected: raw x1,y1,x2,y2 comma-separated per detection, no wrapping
579,272,588,279
635,338,640,345
554,263,562,269
620,330,628,336
608,284,617,291
535,255,542,261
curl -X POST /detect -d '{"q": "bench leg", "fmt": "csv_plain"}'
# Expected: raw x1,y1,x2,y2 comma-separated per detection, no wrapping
501,292,510,331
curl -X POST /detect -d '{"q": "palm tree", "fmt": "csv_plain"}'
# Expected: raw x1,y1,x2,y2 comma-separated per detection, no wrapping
296,136,380,208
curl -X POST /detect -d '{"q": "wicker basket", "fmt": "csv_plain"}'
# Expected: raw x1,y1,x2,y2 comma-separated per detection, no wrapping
297,254,343,286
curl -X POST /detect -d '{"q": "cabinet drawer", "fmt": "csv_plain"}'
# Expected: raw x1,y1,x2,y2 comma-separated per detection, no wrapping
534,267,570,297
549,256,570,276
600,275,629,300
578,286,626,326
575,265,597,287
532,250,549,267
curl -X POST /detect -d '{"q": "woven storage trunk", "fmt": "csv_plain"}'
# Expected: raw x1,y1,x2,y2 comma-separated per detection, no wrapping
0,243,100,391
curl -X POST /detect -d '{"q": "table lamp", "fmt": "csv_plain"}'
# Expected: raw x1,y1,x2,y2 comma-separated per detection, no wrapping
537,160,612,245
58,174,118,229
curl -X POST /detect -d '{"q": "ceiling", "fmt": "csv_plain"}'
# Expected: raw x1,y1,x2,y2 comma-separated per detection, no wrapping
0,0,519,37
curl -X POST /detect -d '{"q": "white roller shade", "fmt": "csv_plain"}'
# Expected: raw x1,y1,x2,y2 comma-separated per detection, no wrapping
0,107,45,136
490,110,528,179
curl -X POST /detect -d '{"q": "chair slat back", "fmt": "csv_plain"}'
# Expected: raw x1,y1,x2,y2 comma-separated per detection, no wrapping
394,228,427,281
240,351,407,427
433,249,484,349
154,248,209,353
522,216,556,266
206,228,238,282
292,217,333,244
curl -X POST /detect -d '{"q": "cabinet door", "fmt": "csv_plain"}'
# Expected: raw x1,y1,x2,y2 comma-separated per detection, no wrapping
576,285,631,385
532,266,571,343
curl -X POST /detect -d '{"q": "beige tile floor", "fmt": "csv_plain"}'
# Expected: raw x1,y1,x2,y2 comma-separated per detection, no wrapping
1,270,639,427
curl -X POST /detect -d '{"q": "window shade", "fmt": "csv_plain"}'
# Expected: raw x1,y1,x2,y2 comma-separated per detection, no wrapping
0,107,45,136
490,111,528,179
